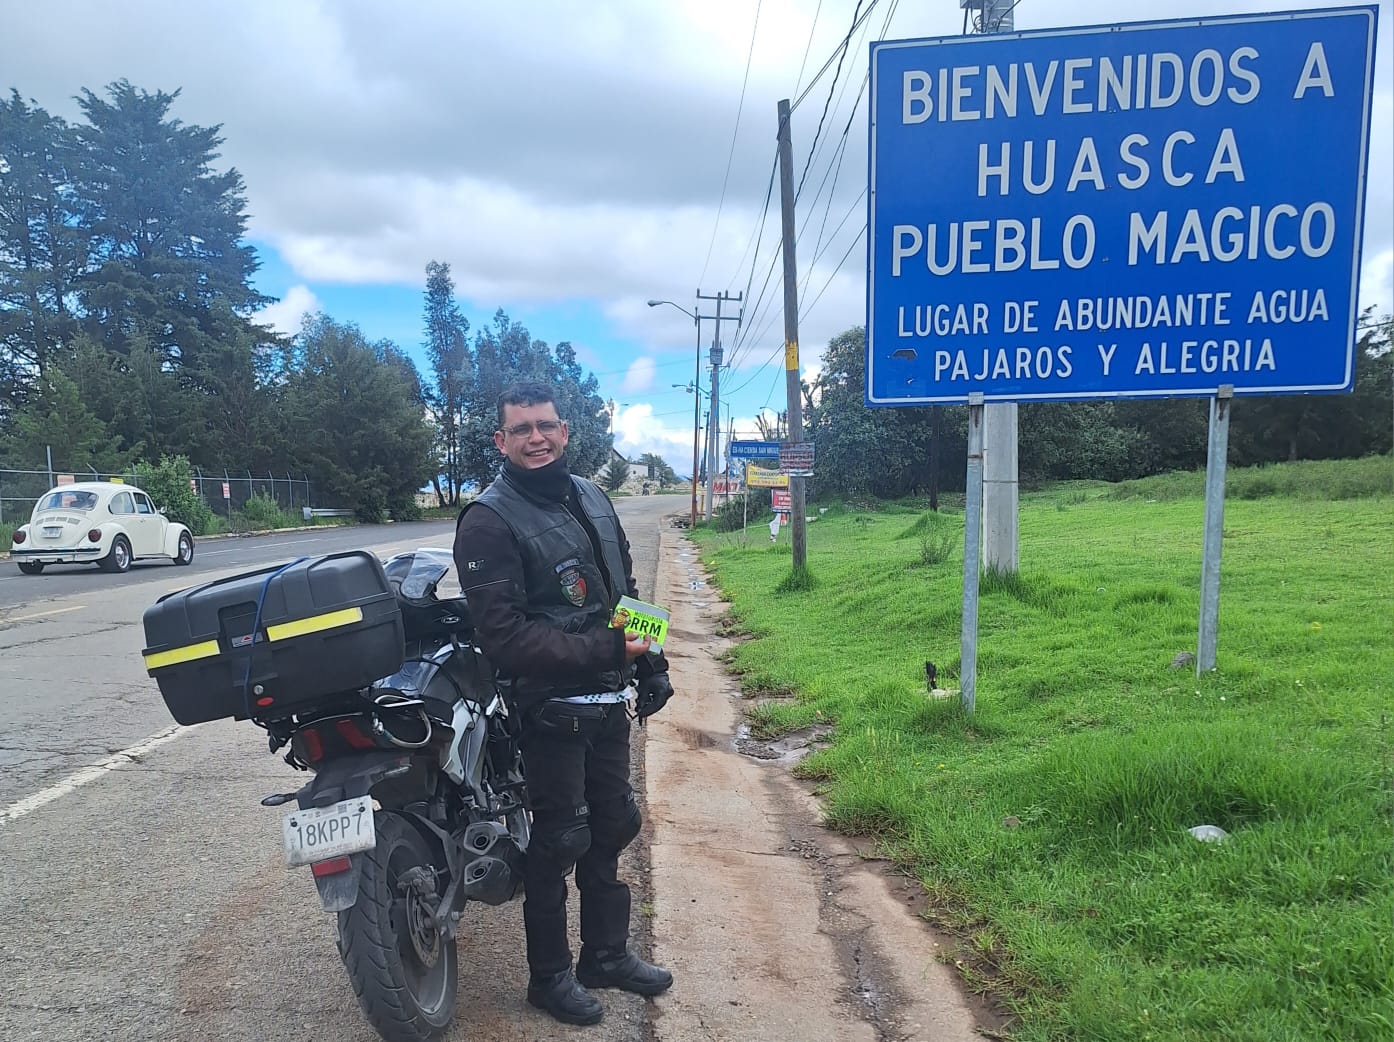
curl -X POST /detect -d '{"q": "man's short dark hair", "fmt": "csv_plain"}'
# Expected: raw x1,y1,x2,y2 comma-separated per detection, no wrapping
497,382,559,428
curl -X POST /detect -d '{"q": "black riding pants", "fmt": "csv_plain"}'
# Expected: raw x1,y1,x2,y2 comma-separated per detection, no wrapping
519,700,637,977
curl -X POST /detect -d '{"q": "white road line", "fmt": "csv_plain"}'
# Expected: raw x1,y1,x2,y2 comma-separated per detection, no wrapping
0,724,195,825
2,605,85,624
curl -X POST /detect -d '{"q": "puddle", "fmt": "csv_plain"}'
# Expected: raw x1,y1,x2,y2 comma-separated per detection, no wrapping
736,723,834,764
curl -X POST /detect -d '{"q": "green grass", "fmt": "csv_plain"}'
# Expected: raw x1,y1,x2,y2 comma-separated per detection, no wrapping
693,482,1394,1041
1110,453,1394,502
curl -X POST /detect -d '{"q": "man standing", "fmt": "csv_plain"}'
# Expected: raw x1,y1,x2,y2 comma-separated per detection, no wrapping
454,382,675,1026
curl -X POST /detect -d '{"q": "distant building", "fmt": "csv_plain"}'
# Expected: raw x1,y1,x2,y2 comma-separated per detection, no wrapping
591,448,652,496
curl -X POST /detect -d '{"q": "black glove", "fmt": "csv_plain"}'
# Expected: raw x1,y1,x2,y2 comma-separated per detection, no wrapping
634,671,674,724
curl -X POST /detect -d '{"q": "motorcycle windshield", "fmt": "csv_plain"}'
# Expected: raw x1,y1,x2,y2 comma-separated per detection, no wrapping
398,547,457,601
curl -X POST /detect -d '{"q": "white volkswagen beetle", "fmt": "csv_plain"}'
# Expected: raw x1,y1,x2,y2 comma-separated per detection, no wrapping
9,482,195,575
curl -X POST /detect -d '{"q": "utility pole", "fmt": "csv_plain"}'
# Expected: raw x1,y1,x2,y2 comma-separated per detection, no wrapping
776,98,808,570
966,0,1019,573
696,289,742,519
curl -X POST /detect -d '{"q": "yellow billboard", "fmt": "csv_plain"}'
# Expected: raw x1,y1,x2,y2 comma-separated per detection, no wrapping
746,467,788,489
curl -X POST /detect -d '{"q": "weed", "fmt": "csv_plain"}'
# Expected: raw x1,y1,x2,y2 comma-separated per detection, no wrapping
917,528,957,566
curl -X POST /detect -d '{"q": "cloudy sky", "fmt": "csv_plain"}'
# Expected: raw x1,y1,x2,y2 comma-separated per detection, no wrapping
5,0,1390,471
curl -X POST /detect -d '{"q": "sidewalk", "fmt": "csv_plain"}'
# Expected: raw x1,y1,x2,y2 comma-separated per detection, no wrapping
646,527,987,1042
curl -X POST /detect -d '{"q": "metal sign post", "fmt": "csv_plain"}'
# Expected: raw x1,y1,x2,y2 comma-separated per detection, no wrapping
1197,386,1234,673
962,393,985,714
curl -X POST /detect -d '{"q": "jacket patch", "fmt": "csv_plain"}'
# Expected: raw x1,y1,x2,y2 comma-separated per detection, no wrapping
555,558,588,607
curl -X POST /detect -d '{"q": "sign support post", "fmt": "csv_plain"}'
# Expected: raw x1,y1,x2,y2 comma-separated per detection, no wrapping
1197,386,1234,674
742,460,749,541
961,392,985,715
777,97,808,570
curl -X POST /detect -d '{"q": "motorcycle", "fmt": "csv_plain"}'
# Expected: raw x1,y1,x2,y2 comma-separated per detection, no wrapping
258,548,529,1042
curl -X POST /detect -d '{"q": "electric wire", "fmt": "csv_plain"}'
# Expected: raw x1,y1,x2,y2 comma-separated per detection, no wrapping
790,0,883,112
796,0,865,198
801,223,867,321
727,150,781,338
698,0,765,286
800,0,895,295
791,0,824,98
731,0,886,368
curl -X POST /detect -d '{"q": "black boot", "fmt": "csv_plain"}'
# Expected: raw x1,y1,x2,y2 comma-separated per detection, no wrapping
526,968,604,1025
576,948,674,996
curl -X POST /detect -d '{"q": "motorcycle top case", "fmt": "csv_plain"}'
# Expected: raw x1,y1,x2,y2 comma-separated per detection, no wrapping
141,550,405,725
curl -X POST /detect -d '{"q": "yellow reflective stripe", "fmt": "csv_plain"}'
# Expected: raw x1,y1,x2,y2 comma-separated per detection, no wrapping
143,640,220,671
265,606,363,642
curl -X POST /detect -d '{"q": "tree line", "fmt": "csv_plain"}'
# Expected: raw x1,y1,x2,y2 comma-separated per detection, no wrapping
0,82,611,519
806,318,1393,502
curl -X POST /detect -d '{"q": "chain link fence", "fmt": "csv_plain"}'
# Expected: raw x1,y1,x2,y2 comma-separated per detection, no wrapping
0,459,317,526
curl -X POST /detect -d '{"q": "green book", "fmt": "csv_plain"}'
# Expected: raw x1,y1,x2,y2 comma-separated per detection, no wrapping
610,596,670,651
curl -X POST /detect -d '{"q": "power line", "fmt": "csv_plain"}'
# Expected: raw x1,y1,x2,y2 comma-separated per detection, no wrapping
804,0,895,270
791,0,824,98
791,0,883,112
796,0,865,198
735,0,892,367
727,150,781,340
698,0,765,286
801,223,866,321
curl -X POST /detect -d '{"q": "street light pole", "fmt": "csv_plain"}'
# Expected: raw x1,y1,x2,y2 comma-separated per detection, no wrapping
649,299,702,527
648,295,740,525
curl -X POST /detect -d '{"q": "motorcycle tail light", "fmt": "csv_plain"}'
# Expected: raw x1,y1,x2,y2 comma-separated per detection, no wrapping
88,530,101,542
311,856,352,877
300,728,325,764
335,718,377,750
11,530,23,544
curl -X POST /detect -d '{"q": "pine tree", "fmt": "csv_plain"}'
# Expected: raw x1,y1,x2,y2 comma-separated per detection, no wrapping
422,261,470,505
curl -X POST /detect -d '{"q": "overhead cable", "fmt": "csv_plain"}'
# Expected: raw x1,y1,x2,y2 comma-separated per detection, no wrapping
790,0,882,112
698,0,765,286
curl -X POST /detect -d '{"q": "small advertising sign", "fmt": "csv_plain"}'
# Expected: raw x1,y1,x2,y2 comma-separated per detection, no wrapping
222,482,231,500
778,442,815,476
771,489,792,513
747,468,789,489
55,474,75,486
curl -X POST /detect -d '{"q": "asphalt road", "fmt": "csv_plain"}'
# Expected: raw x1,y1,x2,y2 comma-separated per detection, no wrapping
0,495,679,1042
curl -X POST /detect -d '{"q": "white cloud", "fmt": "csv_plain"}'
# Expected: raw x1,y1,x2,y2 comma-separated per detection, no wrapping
613,403,701,473
621,356,658,394
4,0,1389,377
254,284,320,336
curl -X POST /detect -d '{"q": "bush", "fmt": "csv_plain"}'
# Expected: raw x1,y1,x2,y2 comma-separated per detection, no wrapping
235,492,292,531
711,488,773,532
133,455,216,535
390,496,423,522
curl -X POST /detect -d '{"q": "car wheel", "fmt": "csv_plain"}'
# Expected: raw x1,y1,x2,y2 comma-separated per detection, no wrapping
175,532,194,566
17,561,44,575
99,536,131,574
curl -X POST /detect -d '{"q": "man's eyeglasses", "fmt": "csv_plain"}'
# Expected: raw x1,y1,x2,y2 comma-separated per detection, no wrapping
499,420,565,439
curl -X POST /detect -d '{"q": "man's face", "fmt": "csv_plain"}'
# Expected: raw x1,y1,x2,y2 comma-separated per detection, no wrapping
495,401,569,469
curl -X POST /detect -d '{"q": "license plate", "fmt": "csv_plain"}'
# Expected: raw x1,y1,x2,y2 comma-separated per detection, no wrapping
42,526,62,538
282,797,376,867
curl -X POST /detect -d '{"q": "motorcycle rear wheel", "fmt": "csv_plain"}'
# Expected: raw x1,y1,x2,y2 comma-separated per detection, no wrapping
339,813,458,1042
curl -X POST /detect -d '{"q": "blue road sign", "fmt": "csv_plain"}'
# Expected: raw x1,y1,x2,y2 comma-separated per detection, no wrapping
867,7,1378,405
729,440,782,459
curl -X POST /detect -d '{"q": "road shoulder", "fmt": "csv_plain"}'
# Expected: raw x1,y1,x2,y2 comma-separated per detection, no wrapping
646,528,987,1042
